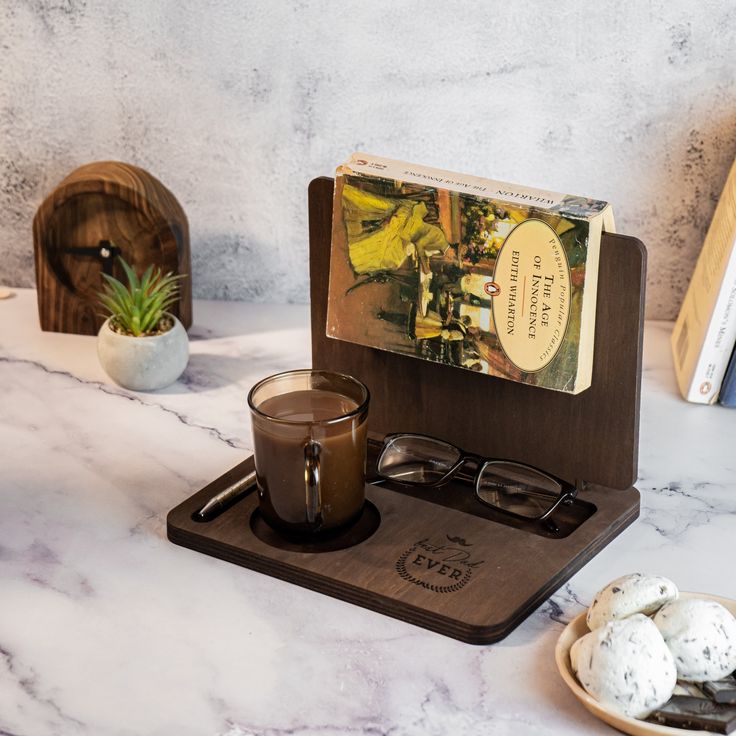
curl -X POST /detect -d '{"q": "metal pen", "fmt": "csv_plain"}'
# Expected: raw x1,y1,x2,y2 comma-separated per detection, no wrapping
195,469,257,521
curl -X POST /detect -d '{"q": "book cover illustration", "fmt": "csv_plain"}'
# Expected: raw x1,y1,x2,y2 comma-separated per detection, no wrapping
326,154,612,394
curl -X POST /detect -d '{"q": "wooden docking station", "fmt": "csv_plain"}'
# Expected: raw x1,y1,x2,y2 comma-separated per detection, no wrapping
167,177,647,644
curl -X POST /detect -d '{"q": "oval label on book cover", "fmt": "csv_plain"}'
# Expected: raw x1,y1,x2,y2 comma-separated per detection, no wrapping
492,219,571,373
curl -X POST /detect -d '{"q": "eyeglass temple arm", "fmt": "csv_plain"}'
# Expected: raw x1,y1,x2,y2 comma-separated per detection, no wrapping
568,478,587,499
550,478,584,510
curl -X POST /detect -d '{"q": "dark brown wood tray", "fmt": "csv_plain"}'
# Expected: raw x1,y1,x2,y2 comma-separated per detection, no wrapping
167,176,646,644
167,451,639,644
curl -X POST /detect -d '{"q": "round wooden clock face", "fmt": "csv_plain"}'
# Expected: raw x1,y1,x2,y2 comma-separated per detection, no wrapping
44,193,178,300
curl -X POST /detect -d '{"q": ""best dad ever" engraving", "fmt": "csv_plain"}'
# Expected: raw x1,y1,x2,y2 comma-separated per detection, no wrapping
395,535,486,594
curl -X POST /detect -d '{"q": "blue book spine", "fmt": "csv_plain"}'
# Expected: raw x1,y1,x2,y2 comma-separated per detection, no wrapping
718,344,736,407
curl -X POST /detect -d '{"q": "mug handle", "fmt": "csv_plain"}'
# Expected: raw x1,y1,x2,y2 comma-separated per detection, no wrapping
304,440,322,526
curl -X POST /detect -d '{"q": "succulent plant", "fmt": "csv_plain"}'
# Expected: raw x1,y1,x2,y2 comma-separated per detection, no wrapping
98,255,183,337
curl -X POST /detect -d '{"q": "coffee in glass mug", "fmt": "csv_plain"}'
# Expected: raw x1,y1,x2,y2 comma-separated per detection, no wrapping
247,370,369,535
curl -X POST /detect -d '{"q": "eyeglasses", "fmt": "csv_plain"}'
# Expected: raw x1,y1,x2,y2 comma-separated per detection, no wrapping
375,433,580,522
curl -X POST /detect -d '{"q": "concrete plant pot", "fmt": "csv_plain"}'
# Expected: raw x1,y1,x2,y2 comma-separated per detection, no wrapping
97,315,189,391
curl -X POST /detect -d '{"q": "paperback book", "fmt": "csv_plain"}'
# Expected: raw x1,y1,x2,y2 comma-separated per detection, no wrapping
671,156,736,404
326,153,615,394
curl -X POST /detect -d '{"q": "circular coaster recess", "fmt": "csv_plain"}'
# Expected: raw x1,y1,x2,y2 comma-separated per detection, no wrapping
249,501,381,553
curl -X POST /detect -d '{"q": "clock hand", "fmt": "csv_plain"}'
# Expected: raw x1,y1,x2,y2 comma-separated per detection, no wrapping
60,240,121,274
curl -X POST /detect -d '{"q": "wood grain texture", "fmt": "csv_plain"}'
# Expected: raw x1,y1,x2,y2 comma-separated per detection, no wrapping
33,161,192,335
166,178,646,643
309,176,647,491
167,451,640,644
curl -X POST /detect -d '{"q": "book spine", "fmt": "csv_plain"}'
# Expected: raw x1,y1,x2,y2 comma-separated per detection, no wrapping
718,344,736,407
572,213,604,392
679,245,736,403
672,159,736,404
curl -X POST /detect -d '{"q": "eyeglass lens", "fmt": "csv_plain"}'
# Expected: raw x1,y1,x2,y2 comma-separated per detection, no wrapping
477,461,562,518
377,435,461,484
378,436,566,519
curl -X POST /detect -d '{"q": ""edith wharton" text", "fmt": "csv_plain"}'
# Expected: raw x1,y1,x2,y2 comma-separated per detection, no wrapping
506,252,556,339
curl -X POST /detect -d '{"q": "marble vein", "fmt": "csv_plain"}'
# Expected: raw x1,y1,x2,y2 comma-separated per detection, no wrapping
0,355,245,450
1,291,735,736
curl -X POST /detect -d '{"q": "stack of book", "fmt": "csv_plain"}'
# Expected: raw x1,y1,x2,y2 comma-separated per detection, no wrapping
671,157,736,406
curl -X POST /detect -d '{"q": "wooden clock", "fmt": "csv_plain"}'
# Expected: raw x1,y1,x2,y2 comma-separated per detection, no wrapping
33,161,192,335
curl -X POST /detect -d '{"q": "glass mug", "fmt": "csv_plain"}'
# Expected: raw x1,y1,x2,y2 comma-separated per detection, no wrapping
247,369,370,536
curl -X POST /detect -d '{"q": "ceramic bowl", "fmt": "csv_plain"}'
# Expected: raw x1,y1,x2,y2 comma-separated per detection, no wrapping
555,591,736,736
97,315,189,391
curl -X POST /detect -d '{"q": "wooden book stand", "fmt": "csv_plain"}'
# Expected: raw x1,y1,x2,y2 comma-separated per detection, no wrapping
167,177,646,643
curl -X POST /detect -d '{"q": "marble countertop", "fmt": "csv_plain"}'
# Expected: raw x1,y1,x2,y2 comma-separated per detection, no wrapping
2,288,735,736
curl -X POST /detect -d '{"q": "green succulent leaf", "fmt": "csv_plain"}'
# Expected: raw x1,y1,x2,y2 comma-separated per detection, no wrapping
96,253,184,336
120,258,140,292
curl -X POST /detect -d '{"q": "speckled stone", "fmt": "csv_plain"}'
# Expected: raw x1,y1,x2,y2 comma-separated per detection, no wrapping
571,614,677,719
586,573,678,629
654,598,736,682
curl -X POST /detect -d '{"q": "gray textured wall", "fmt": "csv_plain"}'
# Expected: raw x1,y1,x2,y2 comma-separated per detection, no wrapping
2,1,735,318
